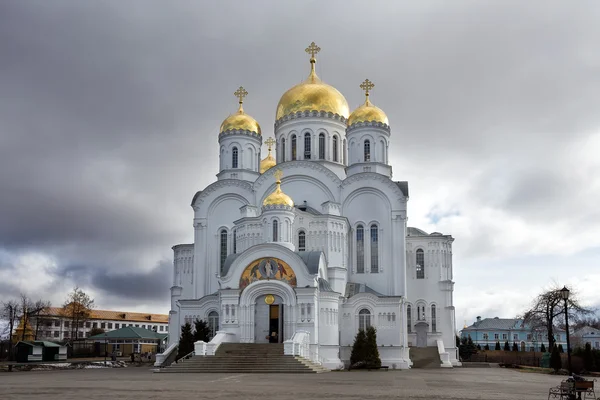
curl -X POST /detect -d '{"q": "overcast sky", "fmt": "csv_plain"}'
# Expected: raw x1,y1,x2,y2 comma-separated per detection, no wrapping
1,1,599,329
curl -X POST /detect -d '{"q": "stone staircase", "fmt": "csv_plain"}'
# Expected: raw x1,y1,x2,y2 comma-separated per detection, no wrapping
410,346,442,368
159,343,328,373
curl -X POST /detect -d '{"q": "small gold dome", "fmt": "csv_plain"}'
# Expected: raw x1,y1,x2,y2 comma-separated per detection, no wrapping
347,98,389,126
348,79,389,127
220,86,261,135
263,170,294,207
260,137,276,173
276,43,349,121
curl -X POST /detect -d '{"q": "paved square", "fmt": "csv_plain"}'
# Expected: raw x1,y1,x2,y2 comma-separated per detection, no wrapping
0,367,565,399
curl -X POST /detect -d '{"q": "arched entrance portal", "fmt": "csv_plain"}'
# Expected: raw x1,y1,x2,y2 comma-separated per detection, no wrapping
255,294,284,343
239,280,297,343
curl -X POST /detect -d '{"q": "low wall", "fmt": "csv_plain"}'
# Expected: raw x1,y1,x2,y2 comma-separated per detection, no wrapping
467,350,584,371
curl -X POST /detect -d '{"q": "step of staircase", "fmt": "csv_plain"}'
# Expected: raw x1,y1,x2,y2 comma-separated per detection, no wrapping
159,343,328,373
410,346,442,369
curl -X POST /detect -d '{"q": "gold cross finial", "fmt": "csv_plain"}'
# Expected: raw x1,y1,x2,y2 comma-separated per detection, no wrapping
274,169,283,183
305,42,321,60
264,137,276,151
360,79,375,97
234,86,248,105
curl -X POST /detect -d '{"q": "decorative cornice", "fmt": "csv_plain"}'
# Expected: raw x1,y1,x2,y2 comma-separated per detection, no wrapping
346,120,391,133
274,110,348,128
192,179,253,208
218,129,262,140
342,172,407,203
254,160,342,190
262,204,295,212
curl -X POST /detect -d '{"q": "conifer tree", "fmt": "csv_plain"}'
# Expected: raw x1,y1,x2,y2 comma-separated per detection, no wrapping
364,326,381,368
512,342,518,351
504,340,510,351
193,319,211,343
583,342,594,372
558,344,564,353
350,329,367,368
540,343,547,352
495,341,501,350
484,344,490,351
550,344,562,372
176,322,194,359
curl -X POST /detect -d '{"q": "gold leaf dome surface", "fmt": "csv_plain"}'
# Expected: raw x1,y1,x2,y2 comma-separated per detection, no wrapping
263,170,294,207
219,106,261,135
260,153,276,174
347,98,389,126
276,58,349,121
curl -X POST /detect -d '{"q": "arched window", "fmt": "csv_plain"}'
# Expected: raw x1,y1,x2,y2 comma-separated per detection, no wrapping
220,230,228,273
298,230,306,251
208,311,219,339
318,133,325,159
407,305,412,333
232,229,237,254
232,147,239,168
431,305,437,332
333,136,338,162
358,309,371,332
370,224,379,273
291,135,297,160
364,140,371,162
356,225,365,273
304,132,311,159
281,138,286,162
416,249,425,279
343,139,347,164
272,220,278,242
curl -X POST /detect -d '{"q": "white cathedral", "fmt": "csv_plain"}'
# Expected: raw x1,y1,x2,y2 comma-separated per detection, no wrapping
164,43,459,369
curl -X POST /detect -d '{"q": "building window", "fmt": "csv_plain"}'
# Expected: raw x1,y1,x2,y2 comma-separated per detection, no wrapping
64,321,70,328
220,229,228,274
291,134,297,160
54,320,60,327
281,138,286,162
364,139,371,162
483,333,489,340
272,220,278,242
407,305,412,333
298,230,306,251
115,323,119,329
54,331,59,338
85,322,91,328
370,224,379,273
232,147,238,169
343,139,347,164
527,333,532,340
93,322,97,328
333,136,338,162
160,326,164,332
64,331,69,338
416,249,425,279
100,322,105,329
108,323,113,329
556,334,560,341
142,325,146,329
319,133,325,159
208,311,219,339
358,309,371,332
513,334,518,341
502,333,508,340
494,333,499,340
431,305,437,332
304,133,311,159
356,225,365,273
233,229,237,254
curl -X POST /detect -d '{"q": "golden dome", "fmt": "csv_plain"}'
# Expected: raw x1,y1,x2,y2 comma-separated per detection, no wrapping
260,137,276,173
275,42,349,121
263,170,294,207
347,79,389,127
220,86,261,135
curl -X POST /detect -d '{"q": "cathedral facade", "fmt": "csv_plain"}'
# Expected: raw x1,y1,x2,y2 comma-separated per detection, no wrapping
166,43,459,369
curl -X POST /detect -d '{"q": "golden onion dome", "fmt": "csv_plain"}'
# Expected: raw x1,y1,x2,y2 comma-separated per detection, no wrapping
263,170,294,207
347,79,389,127
260,137,277,173
220,86,261,135
275,42,349,121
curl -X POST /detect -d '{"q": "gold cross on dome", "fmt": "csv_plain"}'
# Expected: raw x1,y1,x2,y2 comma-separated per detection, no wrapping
305,42,321,59
274,169,283,182
234,86,248,104
360,79,375,96
264,137,276,150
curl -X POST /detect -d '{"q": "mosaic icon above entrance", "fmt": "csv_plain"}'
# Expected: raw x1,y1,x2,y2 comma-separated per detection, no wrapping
239,257,297,291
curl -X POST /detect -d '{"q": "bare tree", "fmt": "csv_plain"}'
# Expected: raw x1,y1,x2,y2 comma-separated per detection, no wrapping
19,295,51,341
522,285,592,349
1,300,21,371
61,287,94,341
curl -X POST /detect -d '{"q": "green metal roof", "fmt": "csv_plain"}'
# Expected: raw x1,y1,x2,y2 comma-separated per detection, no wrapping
89,326,166,340
34,341,61,347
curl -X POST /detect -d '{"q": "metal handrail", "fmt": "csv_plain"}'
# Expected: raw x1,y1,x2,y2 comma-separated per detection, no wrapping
175,350,195,363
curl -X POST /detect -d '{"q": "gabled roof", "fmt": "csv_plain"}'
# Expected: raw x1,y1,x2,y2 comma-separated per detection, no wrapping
42,307,168,323
318,277,335,292
89,326,167,340
463,317,565,332
407,227,428,236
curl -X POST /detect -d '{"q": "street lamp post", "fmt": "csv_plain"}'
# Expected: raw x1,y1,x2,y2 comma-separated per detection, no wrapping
560,286,572,376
